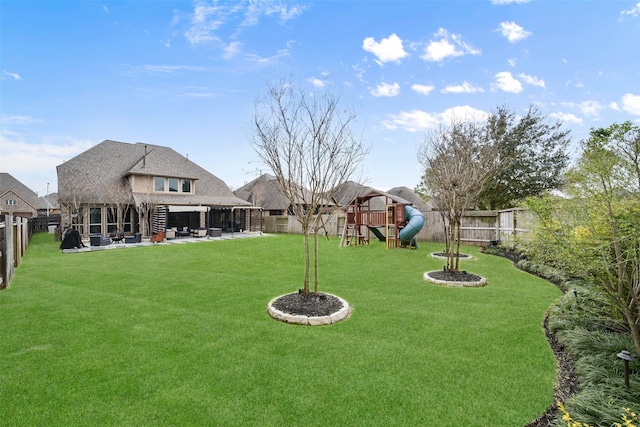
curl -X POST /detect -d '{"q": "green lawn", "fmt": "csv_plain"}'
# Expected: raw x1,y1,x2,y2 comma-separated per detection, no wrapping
1,233,561,426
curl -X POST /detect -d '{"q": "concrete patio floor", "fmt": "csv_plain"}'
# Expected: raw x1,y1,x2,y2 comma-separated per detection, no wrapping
62,231,268,254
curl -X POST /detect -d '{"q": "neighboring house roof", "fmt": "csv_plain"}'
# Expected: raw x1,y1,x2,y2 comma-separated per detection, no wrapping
234,173,338,211
37,192,59,211
387,186,434,211
0,172,39,212
332,181,376,207
347,189,415,211
57,140,250,208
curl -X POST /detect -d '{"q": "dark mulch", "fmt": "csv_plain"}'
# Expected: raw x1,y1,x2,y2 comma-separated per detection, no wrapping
525,314,578,427
427,269,483,282
481,246,577,427
271,291,343,317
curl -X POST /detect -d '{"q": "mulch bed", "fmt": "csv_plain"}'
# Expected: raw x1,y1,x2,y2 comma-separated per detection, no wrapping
427,269,483,282
481,246,578,427
271,291,343,317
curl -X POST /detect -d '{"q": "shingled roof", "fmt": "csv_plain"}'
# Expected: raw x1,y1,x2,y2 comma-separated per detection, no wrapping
57,140,250,207
234,173,338,211
387,186,433,211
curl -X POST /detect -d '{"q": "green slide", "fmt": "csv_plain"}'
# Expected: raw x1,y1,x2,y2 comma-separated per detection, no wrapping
367,226,386,242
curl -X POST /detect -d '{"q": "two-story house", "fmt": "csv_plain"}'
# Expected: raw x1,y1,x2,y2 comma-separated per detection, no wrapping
57,140,255,238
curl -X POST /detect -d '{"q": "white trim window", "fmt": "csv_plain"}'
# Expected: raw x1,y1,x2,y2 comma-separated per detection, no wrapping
154,177,193,194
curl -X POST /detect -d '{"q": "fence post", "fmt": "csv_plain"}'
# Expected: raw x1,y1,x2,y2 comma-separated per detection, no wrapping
5,215,14,287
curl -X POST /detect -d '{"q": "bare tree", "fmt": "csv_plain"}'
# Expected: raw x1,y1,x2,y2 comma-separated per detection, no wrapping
58,169,92,235
101,178,134,232
252,77,368,294
418,120,498,272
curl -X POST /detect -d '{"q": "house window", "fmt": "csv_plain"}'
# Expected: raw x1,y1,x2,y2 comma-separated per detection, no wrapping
122,207,132,233
5,200,16,205
169,178,179,192
154,177,165,192
154,176,192,193
107,207,118,233
71,207,85,235
89,207,102,234
182,179,192,193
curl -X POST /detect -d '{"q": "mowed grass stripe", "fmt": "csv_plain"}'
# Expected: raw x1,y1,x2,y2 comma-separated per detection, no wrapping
0,233,561,426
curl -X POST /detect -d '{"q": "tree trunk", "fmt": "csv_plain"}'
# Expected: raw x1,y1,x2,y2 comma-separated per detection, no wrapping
313,229,319,294
303,231,310,294
455,220,461,271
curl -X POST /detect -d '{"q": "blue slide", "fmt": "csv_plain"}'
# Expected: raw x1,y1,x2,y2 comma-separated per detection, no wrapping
399,205,425,248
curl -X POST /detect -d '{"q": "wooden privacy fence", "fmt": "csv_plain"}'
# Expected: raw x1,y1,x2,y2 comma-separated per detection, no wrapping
262,208,532,247
0,215,31,289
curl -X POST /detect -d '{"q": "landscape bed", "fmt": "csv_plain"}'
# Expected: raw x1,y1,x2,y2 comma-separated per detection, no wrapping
0,233,561,426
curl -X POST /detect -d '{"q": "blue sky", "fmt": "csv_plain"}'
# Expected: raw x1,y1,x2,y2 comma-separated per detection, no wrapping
2,0,640,196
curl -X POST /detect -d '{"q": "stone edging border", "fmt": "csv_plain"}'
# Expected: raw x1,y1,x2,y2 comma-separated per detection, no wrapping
267,293,352,326
430,252,473,260
423,271,487,287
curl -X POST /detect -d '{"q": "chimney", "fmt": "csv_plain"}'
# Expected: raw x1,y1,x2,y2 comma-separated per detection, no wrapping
143,145,147,169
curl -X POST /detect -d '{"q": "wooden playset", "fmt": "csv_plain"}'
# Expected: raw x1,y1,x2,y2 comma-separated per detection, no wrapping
340,190,425,249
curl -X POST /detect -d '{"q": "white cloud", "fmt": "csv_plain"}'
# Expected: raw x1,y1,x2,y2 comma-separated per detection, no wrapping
563,100,604,117
223,41,242,59
370,82,400,97
0,114,36,125
383,106,488,132
441,81,484,94
308,77,325,88
496,21,532,43
2,70,21,80
411,84,435,96
550,112,583,124
184,1,306,50
141,64,206,74
620,2,640,18
440,106,489,125
622,93,640,116
362,33,409,65
0,134,93,193
518,73,545,88
420,28,480,63
244,48,290,65
491,0,531,4
507,57,517,67
610,101,621,111
383,110,440,132
242,2,307,26
491,71,523,93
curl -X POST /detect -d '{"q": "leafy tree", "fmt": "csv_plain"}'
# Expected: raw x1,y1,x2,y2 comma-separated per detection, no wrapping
525,122,640,353
418,120,498,272
478,105,571,210
252,77,368,294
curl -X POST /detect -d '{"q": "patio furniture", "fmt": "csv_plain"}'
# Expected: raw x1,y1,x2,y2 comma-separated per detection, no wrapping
165,228,176,239
208,228,222,237
90,234,111,247
110,229,125,244
190,228,207,238
151,230,165,243
124,233,142,244
176,227,190,238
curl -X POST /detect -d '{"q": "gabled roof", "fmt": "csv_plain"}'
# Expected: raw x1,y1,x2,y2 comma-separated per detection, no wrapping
347,189,415,211
37,192,58,210
387,186,433,211
234,173,338,210
331,181,376,207
57,140,250,207
0,173,39,210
